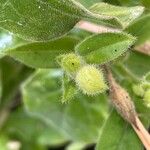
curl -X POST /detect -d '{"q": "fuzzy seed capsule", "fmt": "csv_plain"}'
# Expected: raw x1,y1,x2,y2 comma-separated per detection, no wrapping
57,53,83,75
75,65,107,95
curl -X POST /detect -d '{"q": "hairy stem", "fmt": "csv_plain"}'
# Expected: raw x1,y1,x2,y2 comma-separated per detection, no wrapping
105,66,150,150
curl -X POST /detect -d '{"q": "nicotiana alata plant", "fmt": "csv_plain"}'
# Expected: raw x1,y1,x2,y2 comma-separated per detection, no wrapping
0,0,150,150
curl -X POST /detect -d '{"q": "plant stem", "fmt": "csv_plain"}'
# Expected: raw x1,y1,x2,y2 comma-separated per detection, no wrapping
76,20,120,33
104,66,150,149
132,117,150,150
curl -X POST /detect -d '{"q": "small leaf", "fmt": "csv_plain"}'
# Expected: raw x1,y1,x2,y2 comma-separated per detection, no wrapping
126,14,150,46
96,110,141,150
90,3,144,28
3,36,79,68
75,32,136,64
62,74,77,103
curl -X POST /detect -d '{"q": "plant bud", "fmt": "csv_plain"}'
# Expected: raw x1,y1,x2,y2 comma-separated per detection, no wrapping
75,65,107,95
132,84,144,97
57,53,83,74
143,89,150,107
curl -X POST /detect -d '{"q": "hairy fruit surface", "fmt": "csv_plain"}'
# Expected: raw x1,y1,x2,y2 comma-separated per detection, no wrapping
75,65,107,95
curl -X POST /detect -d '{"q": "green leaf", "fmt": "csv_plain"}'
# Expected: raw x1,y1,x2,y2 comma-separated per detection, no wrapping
62,74,77,103
0,0,86,41
125,14,150,45
3,107,67,146
1,0,142,43
0,25,79,69
75,32,136,64
96,110,141,150
3,36,79,68
0,0,123,42
90,2,144,28
22,69,108,143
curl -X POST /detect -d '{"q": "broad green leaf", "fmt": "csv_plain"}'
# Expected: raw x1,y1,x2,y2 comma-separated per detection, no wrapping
126,14,150,45
96,110,141,150
90,3,144,28
75,32,136,64
22,69,108,143
62,74,77,103
0,29,79,68
62,94,108,143
3,36,79,68
0,0,123,42
3,108,67,146
0,57,33,108
0,0,85,41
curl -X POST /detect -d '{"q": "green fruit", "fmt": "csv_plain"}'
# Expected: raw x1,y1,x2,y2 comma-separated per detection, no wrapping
57,53,83,74
75,65,107,95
